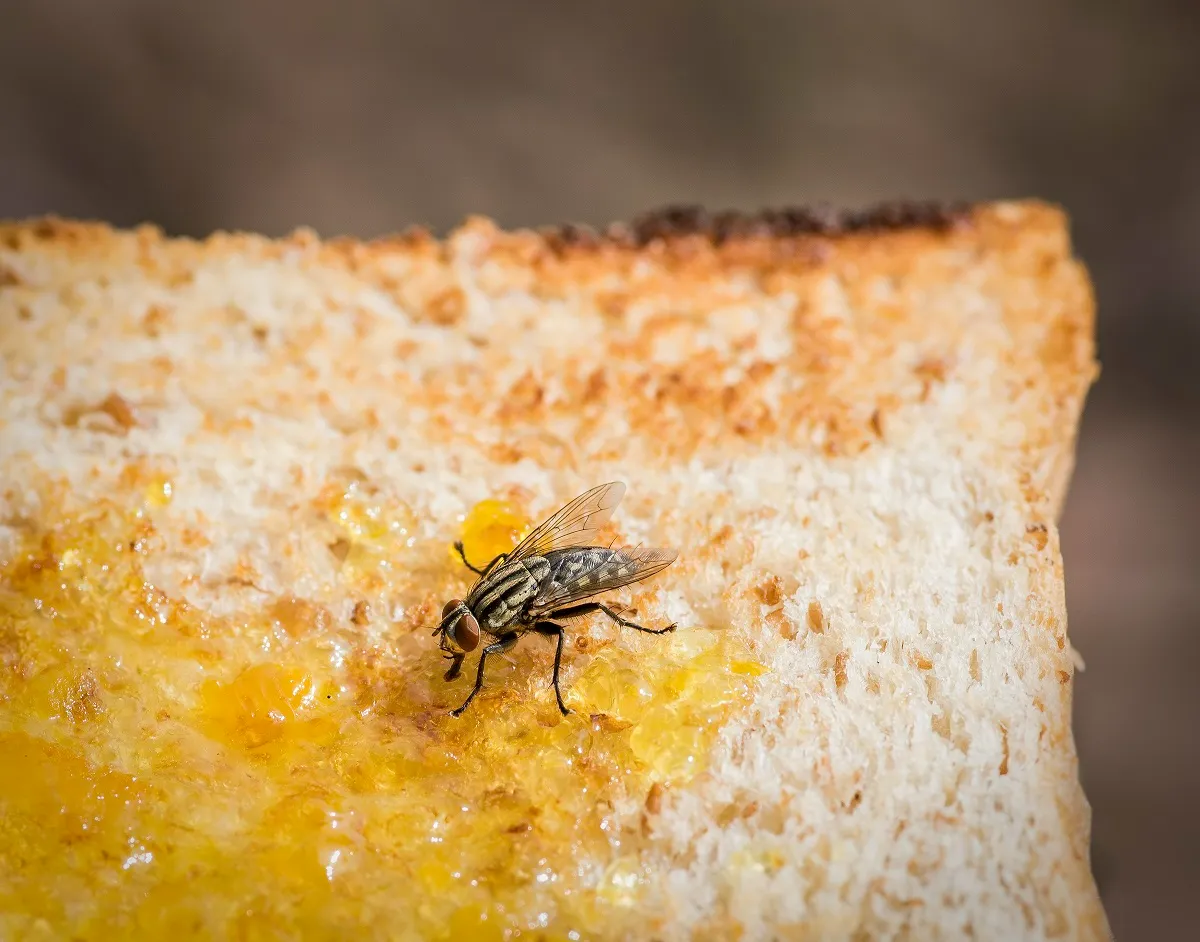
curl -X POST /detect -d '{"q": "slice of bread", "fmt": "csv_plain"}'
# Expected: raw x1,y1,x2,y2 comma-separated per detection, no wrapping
0,201,1108,941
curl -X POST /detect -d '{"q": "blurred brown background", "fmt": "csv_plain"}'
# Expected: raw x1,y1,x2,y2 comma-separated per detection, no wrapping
2,1,1196,937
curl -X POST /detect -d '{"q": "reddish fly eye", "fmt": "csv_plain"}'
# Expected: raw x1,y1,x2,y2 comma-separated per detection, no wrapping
452,613,480,652
442,599,462,620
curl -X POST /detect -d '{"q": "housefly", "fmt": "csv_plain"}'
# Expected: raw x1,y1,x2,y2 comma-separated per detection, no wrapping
434,481,678,716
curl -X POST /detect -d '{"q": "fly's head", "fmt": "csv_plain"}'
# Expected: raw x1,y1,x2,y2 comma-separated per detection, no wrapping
434,598,480,667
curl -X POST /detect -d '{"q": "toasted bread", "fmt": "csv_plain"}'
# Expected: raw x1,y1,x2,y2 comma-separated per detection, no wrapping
0,201,1107,940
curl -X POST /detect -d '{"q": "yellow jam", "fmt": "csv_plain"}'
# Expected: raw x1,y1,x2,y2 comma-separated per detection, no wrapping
456,497,533,567
0,491,762,940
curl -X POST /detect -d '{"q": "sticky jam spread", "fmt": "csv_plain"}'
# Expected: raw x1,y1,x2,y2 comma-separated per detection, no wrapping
0,487,762,940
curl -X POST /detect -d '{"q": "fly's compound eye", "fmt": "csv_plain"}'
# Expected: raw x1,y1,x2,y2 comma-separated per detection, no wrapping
442,599,462,620
451,612,480,653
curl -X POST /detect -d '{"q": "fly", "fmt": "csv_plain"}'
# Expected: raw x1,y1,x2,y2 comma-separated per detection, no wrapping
434,481,678,716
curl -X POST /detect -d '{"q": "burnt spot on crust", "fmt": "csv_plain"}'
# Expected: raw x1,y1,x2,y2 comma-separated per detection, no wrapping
541,222,603,251
632,200,973,245
541,200,972,253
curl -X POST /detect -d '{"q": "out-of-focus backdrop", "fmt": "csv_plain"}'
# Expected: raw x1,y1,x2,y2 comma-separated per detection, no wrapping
2,1,1196,936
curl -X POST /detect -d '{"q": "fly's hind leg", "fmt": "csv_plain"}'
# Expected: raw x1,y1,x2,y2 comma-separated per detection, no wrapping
532,621,570,715
450,632,520,717
548,602,676,635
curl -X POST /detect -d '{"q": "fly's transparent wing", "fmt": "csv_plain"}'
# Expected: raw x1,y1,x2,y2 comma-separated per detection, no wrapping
506,481,627,563
530,545,678,614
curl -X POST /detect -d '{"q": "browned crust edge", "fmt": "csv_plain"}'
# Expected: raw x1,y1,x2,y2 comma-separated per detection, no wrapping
2,198,972,254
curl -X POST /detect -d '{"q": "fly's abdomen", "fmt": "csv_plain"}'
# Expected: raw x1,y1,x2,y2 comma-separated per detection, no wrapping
535,548,617,606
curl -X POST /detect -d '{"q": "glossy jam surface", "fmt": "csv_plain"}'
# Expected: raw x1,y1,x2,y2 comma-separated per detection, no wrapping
456,497,533,567
0,491,761,941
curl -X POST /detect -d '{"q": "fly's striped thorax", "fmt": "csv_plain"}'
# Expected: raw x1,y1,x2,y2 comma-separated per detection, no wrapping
467,556,552,634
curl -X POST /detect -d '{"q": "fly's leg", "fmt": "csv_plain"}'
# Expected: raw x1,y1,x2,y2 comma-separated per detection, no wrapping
453,541,485,575
450,632,520,717
443,652,465,682
548,601,676,635
532,621,570,715
453,541,505,578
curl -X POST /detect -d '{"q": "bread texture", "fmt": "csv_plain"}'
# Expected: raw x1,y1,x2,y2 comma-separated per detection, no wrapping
0,201,1107,940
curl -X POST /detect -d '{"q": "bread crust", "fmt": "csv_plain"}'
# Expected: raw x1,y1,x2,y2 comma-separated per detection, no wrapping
0,199,1107,940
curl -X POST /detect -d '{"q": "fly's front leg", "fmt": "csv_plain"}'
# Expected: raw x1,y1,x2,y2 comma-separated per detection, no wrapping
549,601,676,635
453,541,485,575
453,541,505,578
532,621,569,715
450,632,520,717
443,652,465,682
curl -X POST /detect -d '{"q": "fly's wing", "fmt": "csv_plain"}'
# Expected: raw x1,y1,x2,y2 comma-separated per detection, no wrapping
505,481,627,563
529,545,679,615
